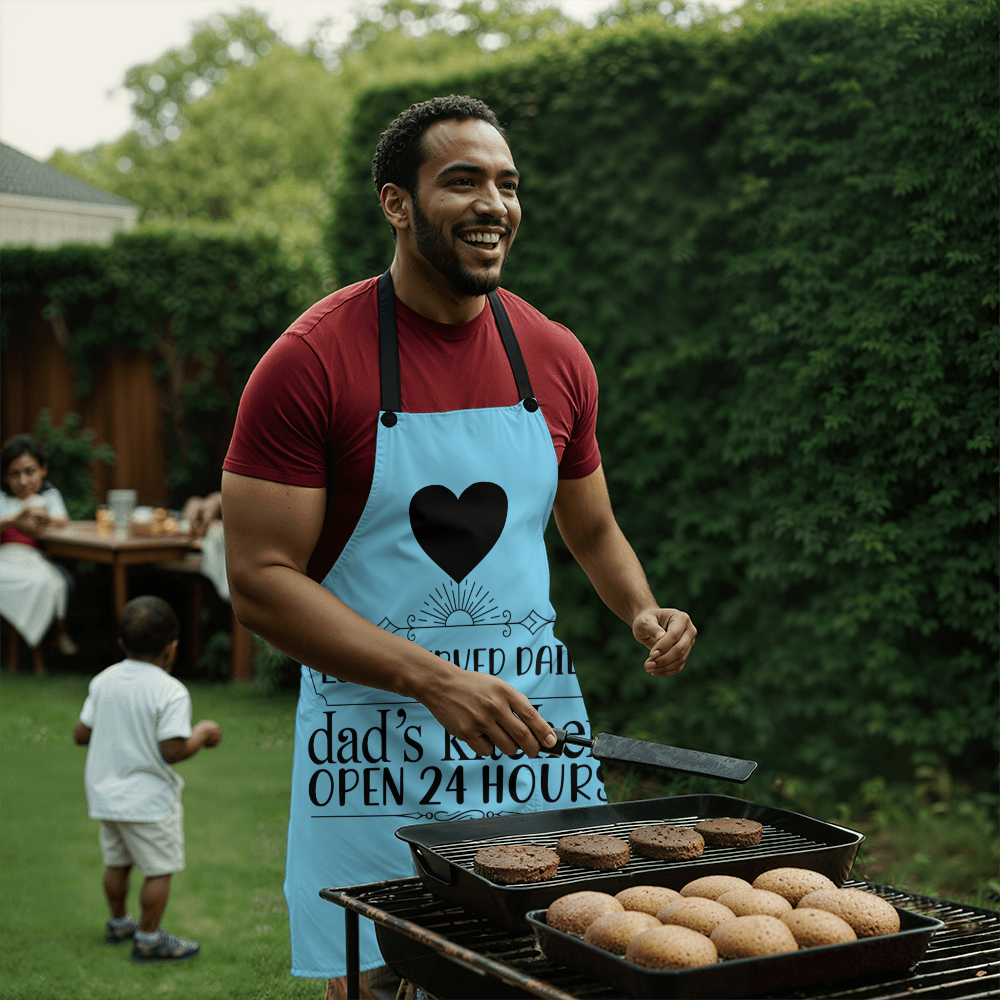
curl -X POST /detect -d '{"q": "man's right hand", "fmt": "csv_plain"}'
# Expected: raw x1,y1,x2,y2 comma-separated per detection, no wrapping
416,666,558,759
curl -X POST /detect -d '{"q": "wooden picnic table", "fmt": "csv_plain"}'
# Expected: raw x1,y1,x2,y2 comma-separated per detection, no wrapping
36,520,192,619
35,520,252,681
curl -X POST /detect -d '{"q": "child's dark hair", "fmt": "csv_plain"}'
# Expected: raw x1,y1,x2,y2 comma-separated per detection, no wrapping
0,435,52,495
118,596,179,659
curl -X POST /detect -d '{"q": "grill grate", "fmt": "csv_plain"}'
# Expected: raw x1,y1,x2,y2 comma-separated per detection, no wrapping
322,878,1000,1000
430,815,833,886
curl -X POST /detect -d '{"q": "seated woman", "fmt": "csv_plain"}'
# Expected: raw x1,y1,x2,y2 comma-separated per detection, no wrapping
0,435,79,674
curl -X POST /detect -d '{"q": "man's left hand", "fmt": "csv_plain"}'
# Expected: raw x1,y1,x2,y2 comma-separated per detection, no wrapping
632,608,697,676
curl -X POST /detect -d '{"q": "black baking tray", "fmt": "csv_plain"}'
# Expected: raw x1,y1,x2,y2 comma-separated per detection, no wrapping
526,904,944,998
396,794,865,930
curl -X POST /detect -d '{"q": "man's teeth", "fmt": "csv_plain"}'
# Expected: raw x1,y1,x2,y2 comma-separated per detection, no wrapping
461,233,501,245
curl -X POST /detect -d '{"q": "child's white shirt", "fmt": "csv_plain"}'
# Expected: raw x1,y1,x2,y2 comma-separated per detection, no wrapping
79,659,193,821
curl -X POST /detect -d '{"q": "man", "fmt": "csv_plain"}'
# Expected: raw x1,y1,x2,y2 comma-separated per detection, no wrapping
222,95,696,987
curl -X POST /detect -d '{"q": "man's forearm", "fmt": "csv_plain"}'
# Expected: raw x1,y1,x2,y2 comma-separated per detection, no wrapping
552,468,665,628
230,561,455,704
563,517,659,627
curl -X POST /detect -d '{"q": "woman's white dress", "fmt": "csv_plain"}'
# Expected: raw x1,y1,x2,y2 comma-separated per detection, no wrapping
0,489,69,647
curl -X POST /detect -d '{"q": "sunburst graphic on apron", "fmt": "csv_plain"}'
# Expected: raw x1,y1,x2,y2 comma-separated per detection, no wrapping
377,579,554,641
419,580,502,627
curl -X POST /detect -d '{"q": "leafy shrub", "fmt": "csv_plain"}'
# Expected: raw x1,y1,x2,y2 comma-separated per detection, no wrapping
30,409,115,520
252,637,301,695
326,0,998,809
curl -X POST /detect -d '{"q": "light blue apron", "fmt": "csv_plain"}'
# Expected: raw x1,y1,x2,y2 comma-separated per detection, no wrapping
284,272,604,978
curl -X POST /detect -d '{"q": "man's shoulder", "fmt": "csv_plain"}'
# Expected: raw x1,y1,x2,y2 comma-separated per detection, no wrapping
285,276,380,342
497,288,579,341
497,288,593,369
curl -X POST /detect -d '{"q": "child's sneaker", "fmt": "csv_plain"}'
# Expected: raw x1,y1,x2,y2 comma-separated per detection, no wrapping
104,914,139,944
130,928,200,963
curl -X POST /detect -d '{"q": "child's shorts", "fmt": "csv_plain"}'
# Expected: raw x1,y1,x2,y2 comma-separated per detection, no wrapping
99,800,185,876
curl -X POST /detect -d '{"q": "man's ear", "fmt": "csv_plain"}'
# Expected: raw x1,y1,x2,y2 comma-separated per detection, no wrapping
380,183,410,233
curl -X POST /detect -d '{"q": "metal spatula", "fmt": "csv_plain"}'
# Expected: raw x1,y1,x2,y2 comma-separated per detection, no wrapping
546,729,757,783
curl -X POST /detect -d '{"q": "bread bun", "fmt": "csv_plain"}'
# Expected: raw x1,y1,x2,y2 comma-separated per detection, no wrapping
716,887,793,918
753,867,838,905
615,885,682,915
656,896,736,936
626,924,719,969
547,891,624,936
710,915,799,958
797,888,900,937
680,874,752,900
584,911,661,954
782,908,858,948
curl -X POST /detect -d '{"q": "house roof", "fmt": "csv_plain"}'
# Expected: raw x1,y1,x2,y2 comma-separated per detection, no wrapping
0,141,136,208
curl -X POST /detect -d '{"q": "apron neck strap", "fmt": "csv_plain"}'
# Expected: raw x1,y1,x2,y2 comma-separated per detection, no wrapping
488,289,535,405
377,269,537,415
378,269,402,413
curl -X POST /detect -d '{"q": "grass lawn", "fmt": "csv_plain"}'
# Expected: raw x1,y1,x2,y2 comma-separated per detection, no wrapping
0,672,327,1000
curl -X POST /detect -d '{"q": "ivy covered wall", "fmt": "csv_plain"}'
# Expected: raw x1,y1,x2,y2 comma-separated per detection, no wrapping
1,232,320,504
327,0,998,805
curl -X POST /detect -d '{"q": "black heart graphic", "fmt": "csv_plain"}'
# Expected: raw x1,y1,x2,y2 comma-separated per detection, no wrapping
409,482,508,583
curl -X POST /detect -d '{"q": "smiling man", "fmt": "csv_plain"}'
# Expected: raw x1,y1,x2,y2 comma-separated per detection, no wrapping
221,95,697,992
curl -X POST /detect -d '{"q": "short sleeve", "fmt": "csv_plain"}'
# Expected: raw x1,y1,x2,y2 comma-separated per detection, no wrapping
223,333,333,489
79,685,95,728
156,685,193,743
555,339,600,481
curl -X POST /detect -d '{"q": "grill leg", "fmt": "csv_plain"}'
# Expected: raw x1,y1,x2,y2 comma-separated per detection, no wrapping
345,910,360,1000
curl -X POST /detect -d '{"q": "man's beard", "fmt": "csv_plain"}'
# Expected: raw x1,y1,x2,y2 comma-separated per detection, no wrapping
411,195,511,297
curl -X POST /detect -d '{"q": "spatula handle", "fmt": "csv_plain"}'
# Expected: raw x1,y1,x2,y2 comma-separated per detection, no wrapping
547,728,595,755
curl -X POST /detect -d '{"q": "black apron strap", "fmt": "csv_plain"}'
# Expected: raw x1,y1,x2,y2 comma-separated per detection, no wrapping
377,269,402,418
488,290,537,409
377,270,537,416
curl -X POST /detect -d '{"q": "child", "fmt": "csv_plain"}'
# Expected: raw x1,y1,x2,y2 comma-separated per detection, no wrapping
73,595,223,963
0,434,78,673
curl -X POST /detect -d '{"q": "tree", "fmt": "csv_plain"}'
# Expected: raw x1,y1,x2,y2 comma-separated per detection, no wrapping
50,12,341,269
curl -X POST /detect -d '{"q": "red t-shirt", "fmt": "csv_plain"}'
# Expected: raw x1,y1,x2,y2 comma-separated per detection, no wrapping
224,277,601,581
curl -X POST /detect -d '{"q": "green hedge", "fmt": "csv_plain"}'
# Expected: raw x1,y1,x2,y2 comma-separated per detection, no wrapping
1,231,322,503
326,0,998,809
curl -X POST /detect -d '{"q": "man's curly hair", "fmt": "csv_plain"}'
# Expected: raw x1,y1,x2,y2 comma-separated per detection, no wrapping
372,95,507,197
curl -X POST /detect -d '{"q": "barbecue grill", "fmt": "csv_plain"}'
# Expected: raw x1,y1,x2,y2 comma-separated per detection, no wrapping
394,794,864,929
320,877,1000,1000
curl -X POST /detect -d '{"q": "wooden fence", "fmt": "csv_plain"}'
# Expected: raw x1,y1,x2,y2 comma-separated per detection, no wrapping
4,300,174,506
